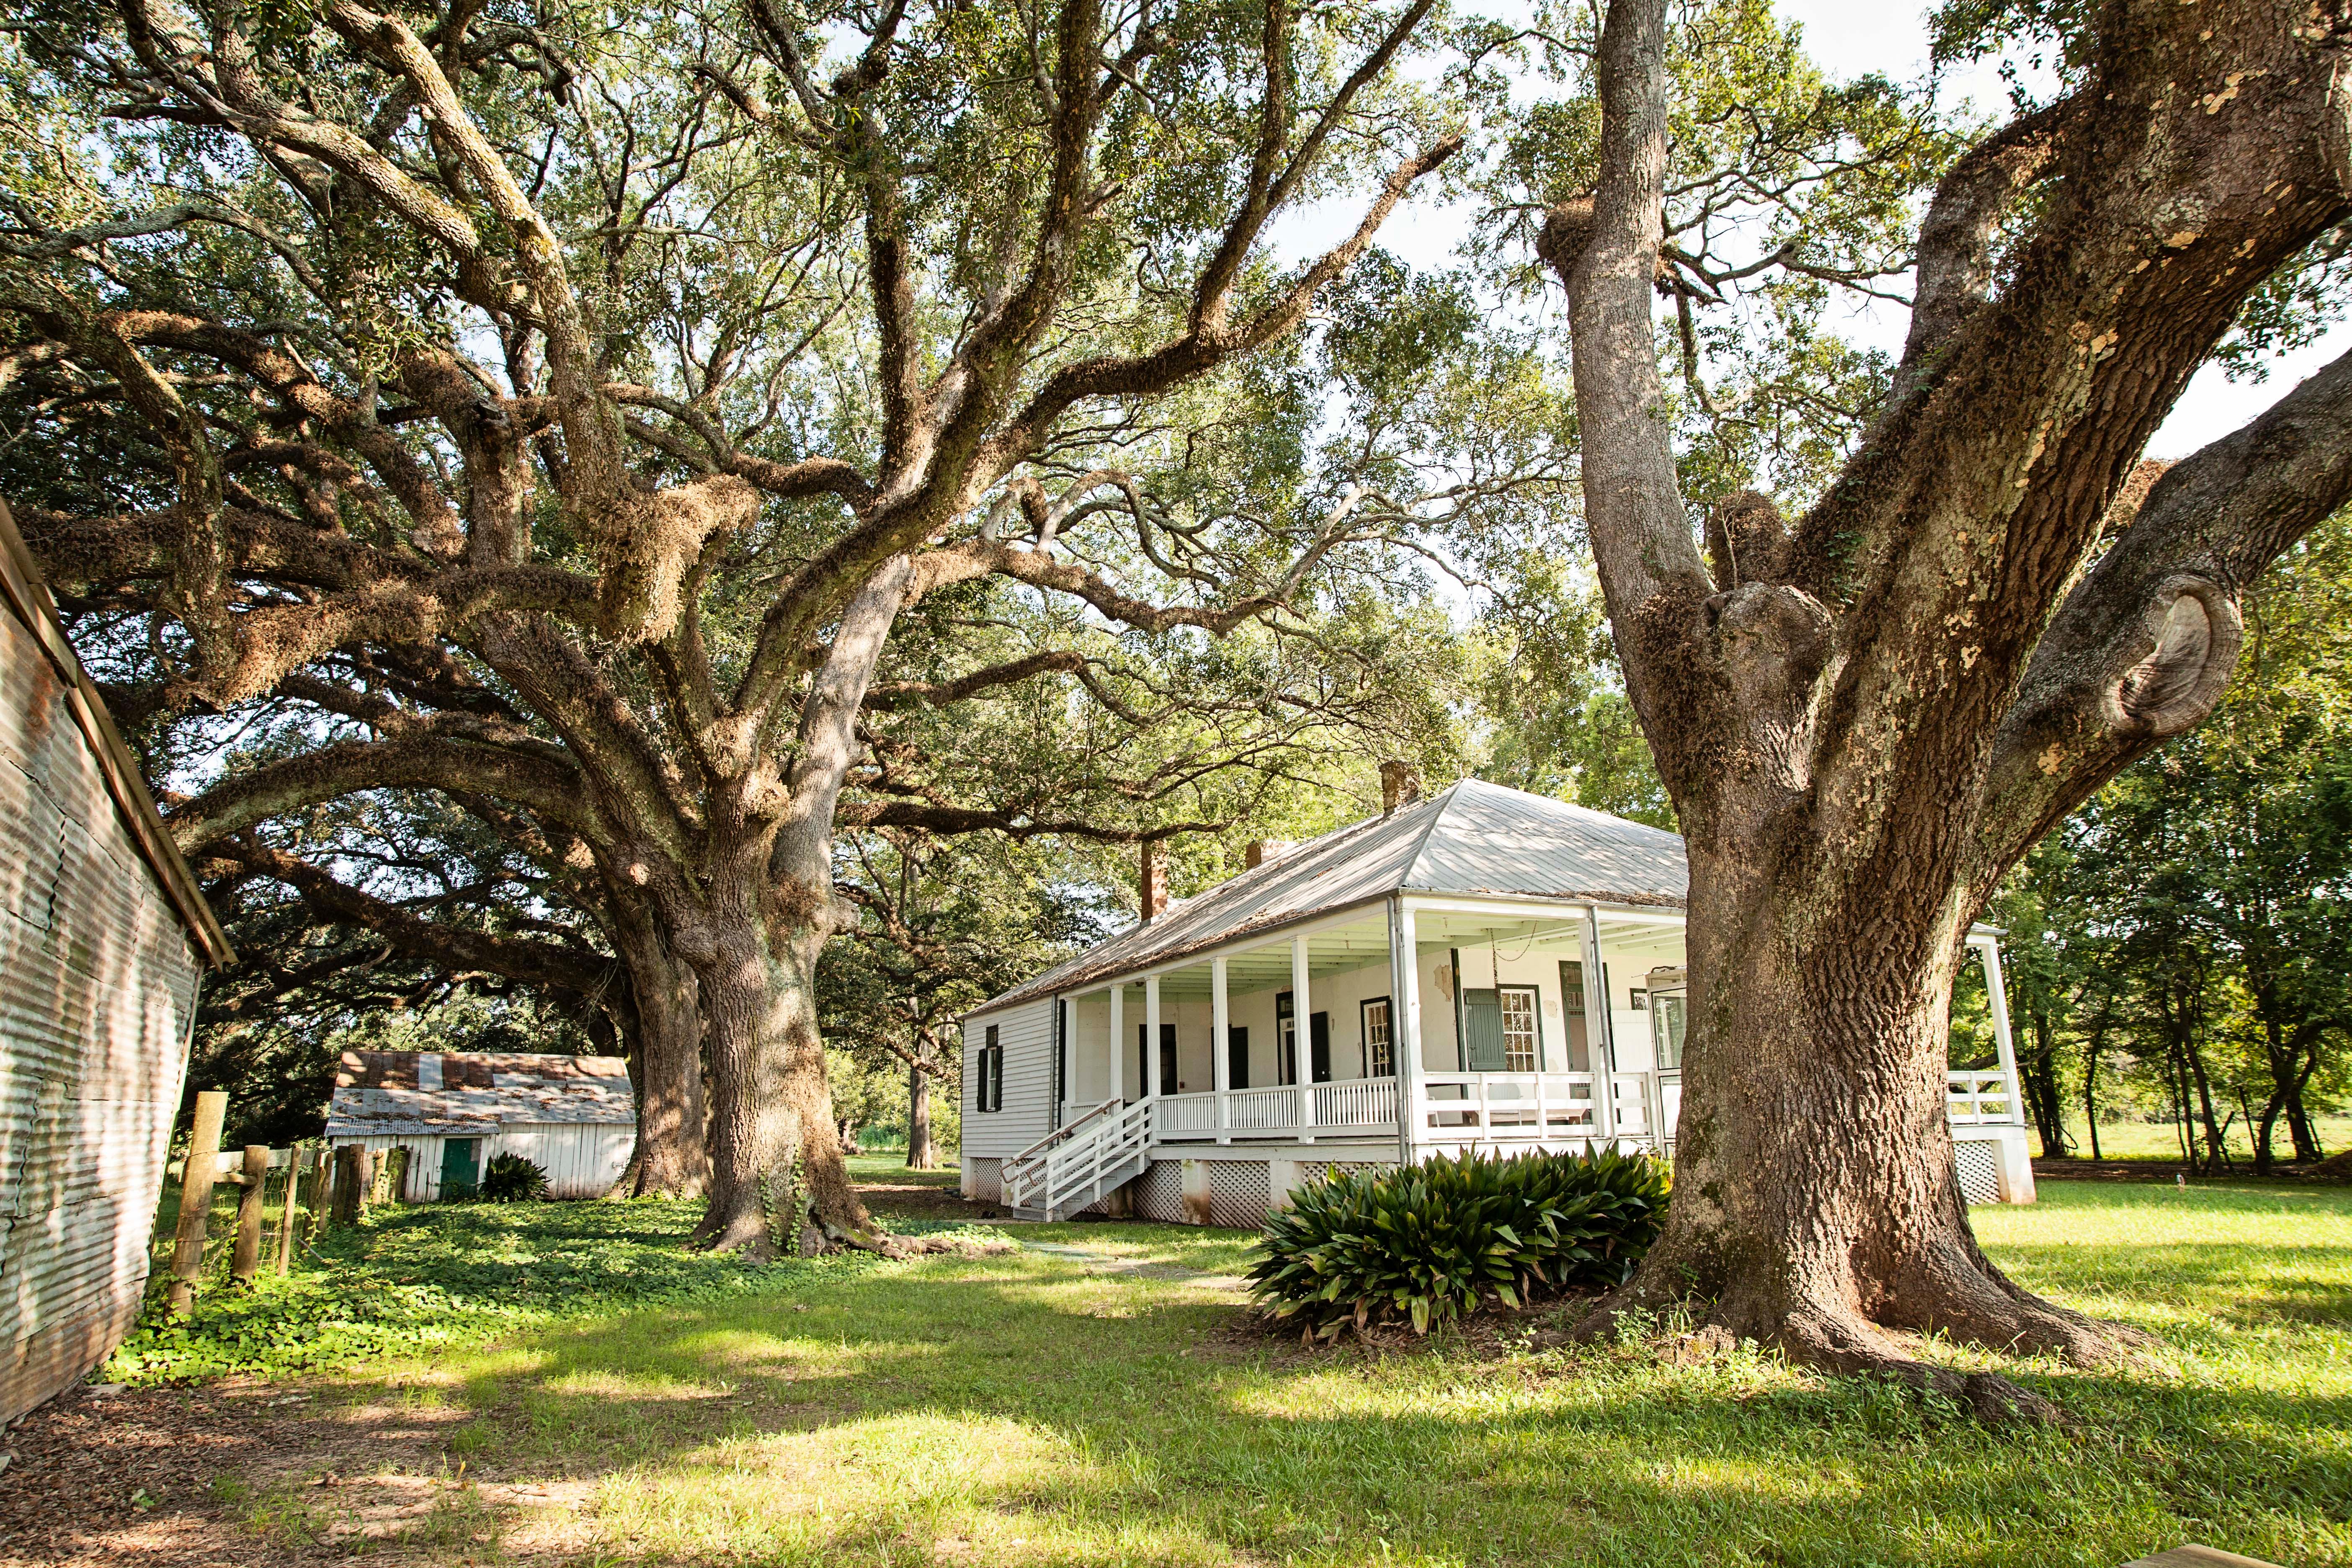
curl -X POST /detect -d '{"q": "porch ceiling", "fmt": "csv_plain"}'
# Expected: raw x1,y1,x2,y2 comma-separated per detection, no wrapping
1121,916,1391,1000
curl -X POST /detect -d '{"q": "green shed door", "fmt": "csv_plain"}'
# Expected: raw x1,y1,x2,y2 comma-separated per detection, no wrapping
440,1137,481,1200
1460,989,1507,1071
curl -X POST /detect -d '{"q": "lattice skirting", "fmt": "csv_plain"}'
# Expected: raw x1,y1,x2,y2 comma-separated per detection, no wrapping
1295,1160,1388,1189
1208,1161,1273,1228
965,1156,1003,1204
1952,1140,2001,1204
1134,1159,1187,1223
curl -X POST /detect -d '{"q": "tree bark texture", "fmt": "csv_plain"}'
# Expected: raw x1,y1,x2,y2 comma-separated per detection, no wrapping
1548,0,2352,1407
616,900,709,1198
907,1057,936,1170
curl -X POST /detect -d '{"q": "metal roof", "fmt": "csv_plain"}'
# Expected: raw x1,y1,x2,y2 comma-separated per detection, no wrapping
325,1049,636,1137
977,779,1689,1013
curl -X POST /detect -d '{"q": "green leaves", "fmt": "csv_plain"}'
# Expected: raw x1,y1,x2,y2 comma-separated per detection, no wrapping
480,1153,551,1202
103,1198,946,1385
1244,1147,1669,1336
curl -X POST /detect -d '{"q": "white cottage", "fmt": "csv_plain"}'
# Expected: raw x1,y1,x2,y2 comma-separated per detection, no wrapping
960,779,2035,1224
325,1050,636,1200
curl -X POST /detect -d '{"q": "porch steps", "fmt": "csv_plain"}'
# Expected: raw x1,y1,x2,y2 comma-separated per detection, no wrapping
1013,1150,1148,1221
1001,1099,1152,1220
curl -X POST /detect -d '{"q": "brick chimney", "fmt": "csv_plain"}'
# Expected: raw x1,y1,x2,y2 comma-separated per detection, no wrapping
1244,838,1294,869
1380,759,1424,817
1140,839,1169,922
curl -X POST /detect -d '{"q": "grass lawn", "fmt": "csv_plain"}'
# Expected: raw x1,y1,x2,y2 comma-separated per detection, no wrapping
63,1161,2352,1566
2031,1115,2352,1164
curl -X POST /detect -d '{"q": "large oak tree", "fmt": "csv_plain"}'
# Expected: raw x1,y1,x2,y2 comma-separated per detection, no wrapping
1539,0,2352,1411
3,0,1473,1248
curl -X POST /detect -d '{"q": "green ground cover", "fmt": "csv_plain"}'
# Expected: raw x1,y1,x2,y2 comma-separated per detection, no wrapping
111,1182,975,1384
162,1165,2352,1566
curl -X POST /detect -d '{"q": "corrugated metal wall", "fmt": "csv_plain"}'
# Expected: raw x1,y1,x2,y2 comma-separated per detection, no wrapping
335,1124,634,1202
0,607,204,1421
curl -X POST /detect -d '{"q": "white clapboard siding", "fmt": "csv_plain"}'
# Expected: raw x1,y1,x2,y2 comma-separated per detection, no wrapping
337,1123,636,1202
0,592,211,1423
959,999,1055,1158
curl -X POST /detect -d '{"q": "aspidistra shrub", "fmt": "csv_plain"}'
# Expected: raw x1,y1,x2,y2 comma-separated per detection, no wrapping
1246,1148,1669,1337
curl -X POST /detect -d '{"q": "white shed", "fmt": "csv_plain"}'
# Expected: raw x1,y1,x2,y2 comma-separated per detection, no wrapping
325,1050,635,1200
0,498,234,1423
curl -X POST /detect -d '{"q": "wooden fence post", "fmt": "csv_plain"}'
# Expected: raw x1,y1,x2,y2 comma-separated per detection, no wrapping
330,1144,364,1226
165,1090,229,1314
232,1145,270,1283
276,1145,304,1274
380,1147,409,1204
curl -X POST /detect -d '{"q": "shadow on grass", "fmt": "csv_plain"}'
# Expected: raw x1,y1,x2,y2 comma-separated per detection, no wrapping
1990,1240,2352,1328
320,1246,2352,1568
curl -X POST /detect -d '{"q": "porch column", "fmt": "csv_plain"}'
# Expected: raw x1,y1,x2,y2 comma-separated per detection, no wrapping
1390,896,1423,1166
1109,983,1125,1104
1581,905,1618,1144
1212,955,1231,1144
1292,934,1314,1139
1145,973,1162,1100
1978,938,2027,1129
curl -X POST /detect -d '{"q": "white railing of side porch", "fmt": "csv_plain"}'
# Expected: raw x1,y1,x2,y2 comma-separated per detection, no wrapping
1946,1071,2017,1124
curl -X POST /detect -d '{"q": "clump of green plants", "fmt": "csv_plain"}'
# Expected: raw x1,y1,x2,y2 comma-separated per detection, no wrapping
1247,1148,1669,1338
108,1197,1002,1385
479,1152,551,1202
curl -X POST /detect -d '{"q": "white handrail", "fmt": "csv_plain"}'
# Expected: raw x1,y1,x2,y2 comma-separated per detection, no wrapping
1007,1097,1120,1166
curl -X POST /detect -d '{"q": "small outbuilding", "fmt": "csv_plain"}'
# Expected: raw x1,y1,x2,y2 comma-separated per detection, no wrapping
325,1050,636,1200
0,499,234,1423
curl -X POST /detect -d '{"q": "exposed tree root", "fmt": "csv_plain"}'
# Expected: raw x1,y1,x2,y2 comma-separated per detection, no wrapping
1560,1263,2153,1427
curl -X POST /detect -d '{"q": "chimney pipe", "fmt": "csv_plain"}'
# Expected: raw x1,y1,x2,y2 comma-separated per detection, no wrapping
1140,840,1169,922
1380,759,1424,817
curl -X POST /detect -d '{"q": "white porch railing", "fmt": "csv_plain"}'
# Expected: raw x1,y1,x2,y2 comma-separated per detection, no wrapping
1044,1068,2019,1170
1150,1080,1401,1142
1417,1073,1602,1142
1947,1070,2017,1125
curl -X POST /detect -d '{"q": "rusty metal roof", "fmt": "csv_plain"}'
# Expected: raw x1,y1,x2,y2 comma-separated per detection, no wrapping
325,1050,635,1136
976,779,1689,1012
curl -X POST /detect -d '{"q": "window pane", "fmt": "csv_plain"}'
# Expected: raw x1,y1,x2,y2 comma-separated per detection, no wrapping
1500,988,1537,1073
1364,1000,1392,1078
1655,994,1687,1070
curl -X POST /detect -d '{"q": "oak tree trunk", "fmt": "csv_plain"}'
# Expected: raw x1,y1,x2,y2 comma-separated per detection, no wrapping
691,902,873,1254
907,1058,935,1170
1609,850,2134,1416
1547,0,2352,1411
626,928,709,1198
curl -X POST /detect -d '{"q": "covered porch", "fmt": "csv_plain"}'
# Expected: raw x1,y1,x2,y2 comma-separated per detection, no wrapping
1045,895,2028,1161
